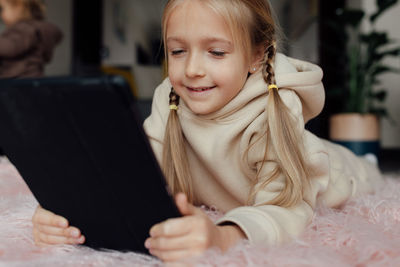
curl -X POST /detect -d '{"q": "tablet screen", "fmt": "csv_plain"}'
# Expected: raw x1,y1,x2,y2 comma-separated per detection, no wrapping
0,76,180,253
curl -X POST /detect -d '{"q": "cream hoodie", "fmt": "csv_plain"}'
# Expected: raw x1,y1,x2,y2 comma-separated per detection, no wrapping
143,53,382,246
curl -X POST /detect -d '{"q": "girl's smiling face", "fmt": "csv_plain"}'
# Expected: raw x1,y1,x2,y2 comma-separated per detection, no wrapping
166,0,260,115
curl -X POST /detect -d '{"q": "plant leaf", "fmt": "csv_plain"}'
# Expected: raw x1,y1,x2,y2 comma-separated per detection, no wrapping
371,47,400,63
361,32,389,48
347,46,362,112
371,0,398,22
371,65,400,76
381,47,400,56
370,90,387,102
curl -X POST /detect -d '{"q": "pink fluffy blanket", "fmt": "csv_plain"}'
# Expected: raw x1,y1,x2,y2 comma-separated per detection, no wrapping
1,157,400,267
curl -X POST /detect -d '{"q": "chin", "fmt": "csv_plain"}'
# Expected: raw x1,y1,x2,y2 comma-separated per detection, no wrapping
187,105,216,115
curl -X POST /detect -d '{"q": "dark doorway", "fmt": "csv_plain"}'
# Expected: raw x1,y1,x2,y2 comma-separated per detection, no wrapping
306,0,346,139
72,0,103,75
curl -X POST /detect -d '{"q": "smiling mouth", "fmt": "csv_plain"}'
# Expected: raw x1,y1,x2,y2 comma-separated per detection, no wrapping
187,86,216,92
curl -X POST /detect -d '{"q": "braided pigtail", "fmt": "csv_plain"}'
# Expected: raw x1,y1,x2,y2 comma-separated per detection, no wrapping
249,42,309,207
162,88,194,202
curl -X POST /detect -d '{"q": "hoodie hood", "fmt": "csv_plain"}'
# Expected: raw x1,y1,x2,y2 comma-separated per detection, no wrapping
275,53,325,123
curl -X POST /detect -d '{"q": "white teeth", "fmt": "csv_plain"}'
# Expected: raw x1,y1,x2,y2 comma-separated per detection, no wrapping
190,86,214,91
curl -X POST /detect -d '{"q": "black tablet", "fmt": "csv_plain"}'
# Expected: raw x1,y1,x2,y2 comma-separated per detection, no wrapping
0,75,180,254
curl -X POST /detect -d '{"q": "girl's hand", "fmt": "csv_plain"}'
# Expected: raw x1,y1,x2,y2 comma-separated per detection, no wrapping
145,193,245,262
32,205,85,246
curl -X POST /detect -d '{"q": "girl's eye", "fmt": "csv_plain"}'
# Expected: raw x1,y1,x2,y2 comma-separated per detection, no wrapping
171,50,185,56
210,50,226,57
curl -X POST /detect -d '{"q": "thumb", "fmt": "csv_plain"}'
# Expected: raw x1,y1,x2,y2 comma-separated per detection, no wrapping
175,193,198,216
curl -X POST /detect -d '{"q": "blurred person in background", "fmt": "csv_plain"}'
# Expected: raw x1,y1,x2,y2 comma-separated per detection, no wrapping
0,0,63,78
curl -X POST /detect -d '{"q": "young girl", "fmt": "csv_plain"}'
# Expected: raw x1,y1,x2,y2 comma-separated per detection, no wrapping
0,0,62,78
31,0,382,263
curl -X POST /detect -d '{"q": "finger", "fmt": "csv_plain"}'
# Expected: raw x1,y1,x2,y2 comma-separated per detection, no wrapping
36,230,85,245
35,224,82,238
33,207,68,228
150,217,193,238
150,248,202,262
175,193,201,216
34,230,85,245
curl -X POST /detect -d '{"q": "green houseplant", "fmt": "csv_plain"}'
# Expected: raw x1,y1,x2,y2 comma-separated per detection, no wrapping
327,0,400,156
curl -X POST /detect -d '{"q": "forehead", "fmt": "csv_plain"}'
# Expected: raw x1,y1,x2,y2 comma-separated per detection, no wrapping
166,0,233,41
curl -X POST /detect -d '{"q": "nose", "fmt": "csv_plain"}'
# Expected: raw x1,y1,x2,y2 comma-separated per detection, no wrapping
185,52,205,78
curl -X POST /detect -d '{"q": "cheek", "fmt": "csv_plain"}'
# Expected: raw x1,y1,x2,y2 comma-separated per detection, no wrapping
168,69,179,88
215,66,248,88
167,59,186,86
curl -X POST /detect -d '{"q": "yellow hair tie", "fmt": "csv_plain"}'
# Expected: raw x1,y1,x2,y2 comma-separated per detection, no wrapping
268,84,278,91
169,104,178,111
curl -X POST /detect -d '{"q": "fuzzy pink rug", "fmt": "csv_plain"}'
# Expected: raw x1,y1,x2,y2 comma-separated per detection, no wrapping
1,156,400,267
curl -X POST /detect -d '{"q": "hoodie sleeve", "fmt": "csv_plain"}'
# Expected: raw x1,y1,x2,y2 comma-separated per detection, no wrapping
216,89,330,245
0,22,38,58
36,21,63,62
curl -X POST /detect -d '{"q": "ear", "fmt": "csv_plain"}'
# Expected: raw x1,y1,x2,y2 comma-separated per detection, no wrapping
248,45,265,74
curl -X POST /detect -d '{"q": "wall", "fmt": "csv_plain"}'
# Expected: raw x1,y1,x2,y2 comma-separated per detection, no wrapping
102,0,166,99
270,0,319,63
44,0,73,76
360,0,400,148
102,0,135,66
103,0,166,66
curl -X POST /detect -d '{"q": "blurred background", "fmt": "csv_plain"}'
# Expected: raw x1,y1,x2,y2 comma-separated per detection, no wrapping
1,0,399,170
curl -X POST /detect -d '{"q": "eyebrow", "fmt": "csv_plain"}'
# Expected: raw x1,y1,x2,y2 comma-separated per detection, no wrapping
166,36,233,47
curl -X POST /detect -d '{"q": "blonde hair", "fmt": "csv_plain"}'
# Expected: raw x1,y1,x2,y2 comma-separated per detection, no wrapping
6,0,46,20
162,0,309,207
